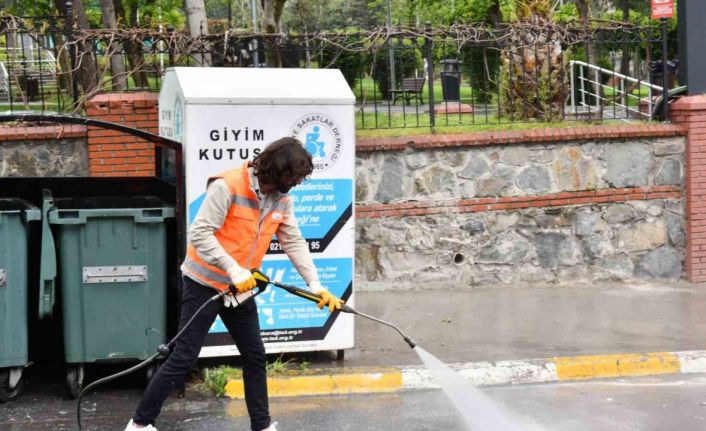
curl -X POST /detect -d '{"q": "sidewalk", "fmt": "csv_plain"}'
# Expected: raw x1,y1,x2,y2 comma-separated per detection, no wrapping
225,280,706,398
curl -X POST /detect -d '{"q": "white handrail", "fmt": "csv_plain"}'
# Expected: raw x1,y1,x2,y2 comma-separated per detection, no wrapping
0,62,10,102
570,60,663,92
569,60,663,119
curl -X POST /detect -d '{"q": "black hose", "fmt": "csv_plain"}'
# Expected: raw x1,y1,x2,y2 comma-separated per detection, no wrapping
76,277,418,430
76,290,227,431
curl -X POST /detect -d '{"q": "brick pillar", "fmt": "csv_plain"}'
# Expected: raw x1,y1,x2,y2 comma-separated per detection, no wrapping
85,92,159,177
671,95,706,282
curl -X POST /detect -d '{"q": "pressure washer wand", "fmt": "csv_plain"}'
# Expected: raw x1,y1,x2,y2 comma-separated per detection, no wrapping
258,274,418,349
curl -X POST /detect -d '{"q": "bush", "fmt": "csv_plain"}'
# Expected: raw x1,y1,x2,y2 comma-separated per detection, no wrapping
462,47,500,104
320,47,365,90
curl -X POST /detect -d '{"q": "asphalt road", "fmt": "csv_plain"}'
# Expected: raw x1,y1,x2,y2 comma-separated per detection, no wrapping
2,371,706,431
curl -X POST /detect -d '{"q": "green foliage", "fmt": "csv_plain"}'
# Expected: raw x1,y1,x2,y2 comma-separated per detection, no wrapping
553,3,580,24
266,355,294,374
601,5,678,59
467,0,500,22
10,0,187,29
85,8,102,28
146,0,186,29
283,0,378,31
506,0,552,22
402,0,479,25
203,366,240,397
5,0,54,17
461,47,499,104
320,47,365,89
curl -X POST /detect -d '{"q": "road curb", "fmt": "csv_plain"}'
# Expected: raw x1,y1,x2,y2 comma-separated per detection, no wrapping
224,350,706,399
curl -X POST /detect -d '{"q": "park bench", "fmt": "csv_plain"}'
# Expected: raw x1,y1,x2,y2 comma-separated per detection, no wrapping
389,77,426,105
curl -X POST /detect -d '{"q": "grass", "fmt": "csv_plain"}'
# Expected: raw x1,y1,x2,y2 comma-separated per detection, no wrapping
202,366,240,397
0,101,63,112
356,110,506,131
601,85,654,108
356,118,625,138
266,354,294,374
201,355,311,397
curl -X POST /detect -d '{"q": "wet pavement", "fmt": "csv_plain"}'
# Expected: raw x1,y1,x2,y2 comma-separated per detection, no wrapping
5,372,706,430
347,281,706,367
3,281,706,430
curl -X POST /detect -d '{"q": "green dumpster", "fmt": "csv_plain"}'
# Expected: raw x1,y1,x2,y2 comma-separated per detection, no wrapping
0,199,40,402
48,195,174,398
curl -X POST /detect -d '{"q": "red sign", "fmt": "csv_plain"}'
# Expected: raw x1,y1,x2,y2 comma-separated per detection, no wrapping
651,0,674,19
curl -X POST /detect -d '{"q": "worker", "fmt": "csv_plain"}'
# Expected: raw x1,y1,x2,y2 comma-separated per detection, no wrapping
125,137,343,431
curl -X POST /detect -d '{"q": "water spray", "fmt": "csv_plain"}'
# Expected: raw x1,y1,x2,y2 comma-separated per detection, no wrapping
255,271,533,431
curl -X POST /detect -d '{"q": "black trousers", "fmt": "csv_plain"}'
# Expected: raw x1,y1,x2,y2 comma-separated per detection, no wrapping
134,275,270,431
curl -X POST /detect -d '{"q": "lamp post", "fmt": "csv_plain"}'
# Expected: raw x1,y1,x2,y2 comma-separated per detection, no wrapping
387,0,396,94
251,0,259,67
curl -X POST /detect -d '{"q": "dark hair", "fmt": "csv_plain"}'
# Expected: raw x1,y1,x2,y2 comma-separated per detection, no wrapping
253,137,313,185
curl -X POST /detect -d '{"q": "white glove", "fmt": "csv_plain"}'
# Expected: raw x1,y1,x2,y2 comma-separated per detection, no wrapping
223,290,256,308
224,294,236,307
223,267,257,308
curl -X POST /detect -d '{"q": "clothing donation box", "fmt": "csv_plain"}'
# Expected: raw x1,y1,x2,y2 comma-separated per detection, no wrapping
159,68,356,357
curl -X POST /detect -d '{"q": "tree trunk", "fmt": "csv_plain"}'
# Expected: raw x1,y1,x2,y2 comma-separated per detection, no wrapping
261,0,287,66
500,2,565,121
619,0,630,76
52,0,72,92
184,0,211,65
488,0,502,26
6,0,16,49
99,0,127,90
576,0,599,107
70,0,100,97
113,0,149,88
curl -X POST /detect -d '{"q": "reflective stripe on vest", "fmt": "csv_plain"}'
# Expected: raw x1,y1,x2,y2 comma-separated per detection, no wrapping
182,164,287,292
232,194,259,210
182,255,231,286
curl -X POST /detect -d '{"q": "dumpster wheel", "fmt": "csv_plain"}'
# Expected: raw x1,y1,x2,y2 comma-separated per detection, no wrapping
0,369,25,402
66,365,84,400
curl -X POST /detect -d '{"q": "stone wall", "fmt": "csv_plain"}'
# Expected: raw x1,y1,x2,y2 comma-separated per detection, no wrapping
0,125,89,176
355,132,687,290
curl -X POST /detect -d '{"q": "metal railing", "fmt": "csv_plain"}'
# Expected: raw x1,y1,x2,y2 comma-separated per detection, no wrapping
569,60,664,121
0,62,10,102
0,14,674,130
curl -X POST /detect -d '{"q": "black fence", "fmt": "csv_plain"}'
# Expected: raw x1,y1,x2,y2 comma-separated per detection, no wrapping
0,14,675,130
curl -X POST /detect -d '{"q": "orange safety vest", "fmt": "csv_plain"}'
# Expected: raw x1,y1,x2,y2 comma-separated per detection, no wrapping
182,164,289,292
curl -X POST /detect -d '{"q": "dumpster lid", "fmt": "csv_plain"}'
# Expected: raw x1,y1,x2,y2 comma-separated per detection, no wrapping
0,198,40,220
0,198,34,212
52,195,172,210
161,67,356,105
